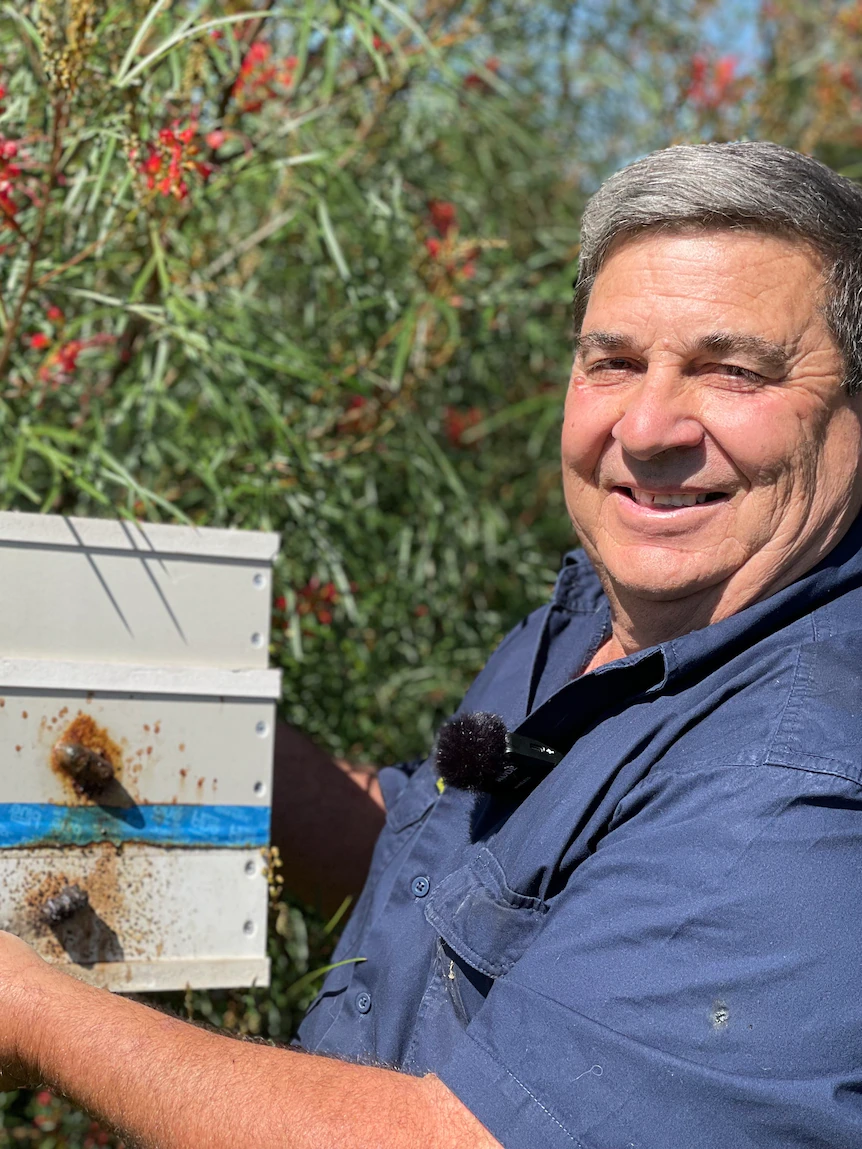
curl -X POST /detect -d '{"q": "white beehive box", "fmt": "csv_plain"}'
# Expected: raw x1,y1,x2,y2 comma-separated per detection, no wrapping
0,511,281,993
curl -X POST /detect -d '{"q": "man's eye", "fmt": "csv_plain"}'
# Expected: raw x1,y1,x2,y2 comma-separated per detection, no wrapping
589,357,637,372
711,363,763,383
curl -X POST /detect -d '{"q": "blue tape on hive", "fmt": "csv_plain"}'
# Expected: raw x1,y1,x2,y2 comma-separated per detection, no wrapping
0,803,270,848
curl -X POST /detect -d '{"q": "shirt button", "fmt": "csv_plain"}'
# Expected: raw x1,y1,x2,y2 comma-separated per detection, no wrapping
410,875,431,898
355,991,372,1014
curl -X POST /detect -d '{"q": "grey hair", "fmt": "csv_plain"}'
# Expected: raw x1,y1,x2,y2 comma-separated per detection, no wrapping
573,141,862,394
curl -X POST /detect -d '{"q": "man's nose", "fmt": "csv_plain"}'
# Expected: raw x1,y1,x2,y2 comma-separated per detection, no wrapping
610,369,704,460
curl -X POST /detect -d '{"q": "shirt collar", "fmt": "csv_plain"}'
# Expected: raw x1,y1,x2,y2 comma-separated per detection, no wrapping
555,509,862,692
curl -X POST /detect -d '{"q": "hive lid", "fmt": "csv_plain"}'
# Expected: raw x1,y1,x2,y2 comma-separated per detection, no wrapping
0,511,280,563
0,657,282,698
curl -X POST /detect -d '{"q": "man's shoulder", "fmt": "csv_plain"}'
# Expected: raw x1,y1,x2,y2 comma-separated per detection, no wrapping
763,595,862,783
670,588,862,785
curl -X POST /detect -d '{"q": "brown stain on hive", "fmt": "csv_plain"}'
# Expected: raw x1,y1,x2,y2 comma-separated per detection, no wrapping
12,843,172,965
50,714,125,802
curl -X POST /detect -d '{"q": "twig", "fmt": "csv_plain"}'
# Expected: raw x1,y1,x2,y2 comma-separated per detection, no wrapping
34,212,132,289
198,206,297,280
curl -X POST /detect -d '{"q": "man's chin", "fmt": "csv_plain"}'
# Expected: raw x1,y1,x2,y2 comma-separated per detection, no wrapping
603,558,733,604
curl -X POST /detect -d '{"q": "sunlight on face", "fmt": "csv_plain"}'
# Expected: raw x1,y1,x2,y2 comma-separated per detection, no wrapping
562,230,862,621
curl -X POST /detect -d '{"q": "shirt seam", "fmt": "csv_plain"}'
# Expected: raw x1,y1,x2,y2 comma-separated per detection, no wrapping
758,756,862,788
460,1030,583,1147
647,756,862,789
763,642,804,769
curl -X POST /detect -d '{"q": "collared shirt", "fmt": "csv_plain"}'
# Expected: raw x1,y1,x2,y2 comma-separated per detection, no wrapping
297,515,862,1149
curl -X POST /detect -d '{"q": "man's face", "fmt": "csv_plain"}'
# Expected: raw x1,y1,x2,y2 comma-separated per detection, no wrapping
562,229,862,619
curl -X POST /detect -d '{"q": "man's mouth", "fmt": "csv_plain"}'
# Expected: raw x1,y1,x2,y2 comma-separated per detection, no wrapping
615,487,729,508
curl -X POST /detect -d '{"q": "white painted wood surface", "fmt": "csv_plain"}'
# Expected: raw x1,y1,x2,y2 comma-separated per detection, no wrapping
0,511,282,668
0,657,281,699
0,684,275,806
0,510,280,560
0,845,271,992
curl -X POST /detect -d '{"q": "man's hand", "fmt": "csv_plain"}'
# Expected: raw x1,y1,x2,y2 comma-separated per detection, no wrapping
0,930,52,1090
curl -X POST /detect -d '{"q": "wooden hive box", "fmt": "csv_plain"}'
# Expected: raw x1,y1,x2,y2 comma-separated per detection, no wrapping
0,511,281,993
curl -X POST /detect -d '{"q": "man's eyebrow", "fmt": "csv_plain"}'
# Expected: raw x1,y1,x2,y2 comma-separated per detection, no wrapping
574,329,795,375
574,331,633,355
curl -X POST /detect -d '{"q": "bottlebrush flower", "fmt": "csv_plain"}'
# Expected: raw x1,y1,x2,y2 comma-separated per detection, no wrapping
685,53,738,109
444,406,484,447
38,333,115,387
0,135,24,227
428,199,457,237
292,576,340,625
133,120,213,201
232,41,297,113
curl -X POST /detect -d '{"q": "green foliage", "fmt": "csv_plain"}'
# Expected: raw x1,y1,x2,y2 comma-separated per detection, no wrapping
6,0,850,1141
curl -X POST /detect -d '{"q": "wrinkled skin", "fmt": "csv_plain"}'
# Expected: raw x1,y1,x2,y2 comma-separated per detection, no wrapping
562,229,862,658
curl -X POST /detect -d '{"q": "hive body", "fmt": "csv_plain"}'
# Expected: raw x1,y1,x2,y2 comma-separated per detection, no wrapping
0,512,281,992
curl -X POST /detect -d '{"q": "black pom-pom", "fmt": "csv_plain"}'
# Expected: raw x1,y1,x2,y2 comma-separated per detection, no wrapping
434,712,514,793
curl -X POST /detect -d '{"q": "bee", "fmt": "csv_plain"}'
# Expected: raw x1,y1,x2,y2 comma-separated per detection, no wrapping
55,741,114,795
42,884,89,925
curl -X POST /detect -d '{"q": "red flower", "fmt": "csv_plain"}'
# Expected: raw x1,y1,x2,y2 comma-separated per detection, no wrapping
232,41,296,112
134,120,209,200
444,406,484,447
291,576,341,627
206,129,227,150
46,305,64,322
274,595,286,612
425,237,441,258
38,333,115,386
464,57,500,92
29,332,50,350
685,52,738,109
428,199,457,237
0,133,25,227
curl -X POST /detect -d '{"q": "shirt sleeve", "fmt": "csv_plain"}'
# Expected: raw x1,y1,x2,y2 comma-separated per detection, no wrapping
433,761,862,1149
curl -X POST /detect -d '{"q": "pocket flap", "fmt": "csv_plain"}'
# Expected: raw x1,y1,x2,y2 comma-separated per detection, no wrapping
424,846,548,978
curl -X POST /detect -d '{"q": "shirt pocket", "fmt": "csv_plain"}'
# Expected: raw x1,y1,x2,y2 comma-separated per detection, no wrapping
424,845,548,1023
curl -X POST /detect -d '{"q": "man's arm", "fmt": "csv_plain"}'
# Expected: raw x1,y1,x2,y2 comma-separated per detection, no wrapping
0,932,500,1149
270,722,386,914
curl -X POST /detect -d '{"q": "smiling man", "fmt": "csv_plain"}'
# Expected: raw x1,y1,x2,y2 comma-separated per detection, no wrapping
4,141,862,1149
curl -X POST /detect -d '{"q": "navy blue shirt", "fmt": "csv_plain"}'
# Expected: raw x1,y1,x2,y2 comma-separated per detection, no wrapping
298,516,862,1149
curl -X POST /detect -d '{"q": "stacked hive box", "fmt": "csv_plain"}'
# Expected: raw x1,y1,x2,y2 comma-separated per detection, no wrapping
0,511,281,992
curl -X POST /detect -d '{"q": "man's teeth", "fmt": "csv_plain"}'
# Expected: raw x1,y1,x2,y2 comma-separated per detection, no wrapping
629,490,715,507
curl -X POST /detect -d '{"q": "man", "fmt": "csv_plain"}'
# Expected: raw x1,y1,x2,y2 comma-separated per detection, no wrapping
3,139,862,1148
